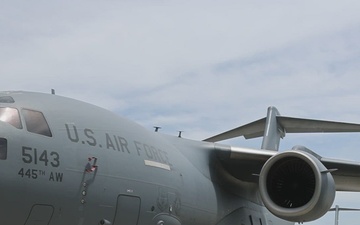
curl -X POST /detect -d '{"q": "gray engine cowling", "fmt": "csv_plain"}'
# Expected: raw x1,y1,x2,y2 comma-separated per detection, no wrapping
259,150,335,222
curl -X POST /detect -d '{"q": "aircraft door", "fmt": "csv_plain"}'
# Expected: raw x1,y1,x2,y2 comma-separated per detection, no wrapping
113,195,141,225
24,204,54,225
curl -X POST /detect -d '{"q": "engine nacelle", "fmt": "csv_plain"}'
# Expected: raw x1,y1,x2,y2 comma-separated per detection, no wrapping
259,150,335,222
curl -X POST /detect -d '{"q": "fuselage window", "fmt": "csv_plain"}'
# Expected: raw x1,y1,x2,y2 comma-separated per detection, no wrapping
0,138,7,160
22,109,52,137
0,107,22,129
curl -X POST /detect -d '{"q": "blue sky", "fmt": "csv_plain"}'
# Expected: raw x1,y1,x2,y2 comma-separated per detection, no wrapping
1,1,360,224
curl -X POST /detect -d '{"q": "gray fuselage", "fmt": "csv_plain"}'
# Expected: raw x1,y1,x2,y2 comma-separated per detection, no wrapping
0,91,291,225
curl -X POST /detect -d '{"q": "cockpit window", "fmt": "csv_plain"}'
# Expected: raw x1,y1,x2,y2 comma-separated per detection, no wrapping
22,109,52,137
0,107,22,129
0,96,15,103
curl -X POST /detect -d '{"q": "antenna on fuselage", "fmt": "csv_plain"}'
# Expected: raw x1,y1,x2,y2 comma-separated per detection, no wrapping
178,131,183,138
51,89,56,95
154,126,161,132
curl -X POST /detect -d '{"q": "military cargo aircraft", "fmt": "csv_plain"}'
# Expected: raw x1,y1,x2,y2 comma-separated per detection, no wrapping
0,91,359,225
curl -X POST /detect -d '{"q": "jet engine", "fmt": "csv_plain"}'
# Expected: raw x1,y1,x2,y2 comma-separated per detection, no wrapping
259,150,335,222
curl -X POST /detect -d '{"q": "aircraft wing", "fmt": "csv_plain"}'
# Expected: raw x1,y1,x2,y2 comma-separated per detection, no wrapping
216,145,360,192
321,157,360,191
204,117,360,142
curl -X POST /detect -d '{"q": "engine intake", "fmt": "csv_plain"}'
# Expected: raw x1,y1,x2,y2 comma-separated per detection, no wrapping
259,150,335,222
